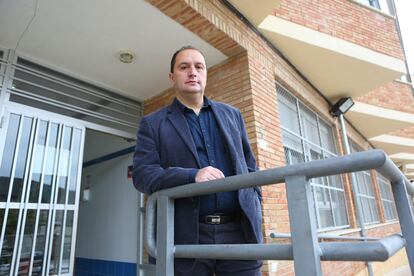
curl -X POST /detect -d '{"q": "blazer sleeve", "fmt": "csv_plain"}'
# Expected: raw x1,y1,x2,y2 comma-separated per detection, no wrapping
132,117,198,195
237,110,262,198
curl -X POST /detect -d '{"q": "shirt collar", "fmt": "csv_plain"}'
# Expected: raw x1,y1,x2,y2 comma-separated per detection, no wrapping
173,96,211,113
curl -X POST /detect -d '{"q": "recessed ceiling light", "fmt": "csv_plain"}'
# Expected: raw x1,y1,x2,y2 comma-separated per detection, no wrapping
119,50,135,64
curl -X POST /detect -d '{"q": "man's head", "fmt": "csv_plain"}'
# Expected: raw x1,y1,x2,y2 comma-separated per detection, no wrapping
169,46,207,97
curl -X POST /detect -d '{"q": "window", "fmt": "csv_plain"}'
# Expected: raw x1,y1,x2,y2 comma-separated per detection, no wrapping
277,84,349,229
350,141,380,224
354,0,395,15
409,195,414,216
377,173,398,221
0,50,5,90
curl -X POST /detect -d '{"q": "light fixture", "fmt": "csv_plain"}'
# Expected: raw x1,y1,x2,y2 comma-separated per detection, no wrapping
330,97,354,117
119,50,136,64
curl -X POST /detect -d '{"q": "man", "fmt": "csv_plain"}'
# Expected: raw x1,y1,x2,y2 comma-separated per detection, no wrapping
133,46,262,275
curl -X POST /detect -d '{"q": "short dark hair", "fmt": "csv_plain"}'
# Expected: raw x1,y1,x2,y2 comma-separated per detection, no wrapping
170,46,206,73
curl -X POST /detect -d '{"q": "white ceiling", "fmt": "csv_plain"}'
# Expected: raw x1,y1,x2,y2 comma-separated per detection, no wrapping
0,0,227,101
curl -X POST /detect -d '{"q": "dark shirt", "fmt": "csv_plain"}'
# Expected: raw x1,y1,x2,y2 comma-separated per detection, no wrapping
174,98,241,217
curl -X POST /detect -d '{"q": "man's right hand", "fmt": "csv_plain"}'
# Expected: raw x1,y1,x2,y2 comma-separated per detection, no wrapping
195,166,225,182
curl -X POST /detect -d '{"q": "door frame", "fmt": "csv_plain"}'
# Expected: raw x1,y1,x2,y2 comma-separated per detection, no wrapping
0,101,136,276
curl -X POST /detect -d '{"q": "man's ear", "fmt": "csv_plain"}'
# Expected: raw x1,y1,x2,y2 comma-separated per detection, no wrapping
168,72,174,84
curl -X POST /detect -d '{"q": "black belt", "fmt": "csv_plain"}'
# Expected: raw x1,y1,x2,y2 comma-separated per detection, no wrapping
199,213,240,225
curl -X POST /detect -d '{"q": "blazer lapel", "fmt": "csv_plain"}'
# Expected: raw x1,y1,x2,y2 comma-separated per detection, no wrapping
167,103,201,167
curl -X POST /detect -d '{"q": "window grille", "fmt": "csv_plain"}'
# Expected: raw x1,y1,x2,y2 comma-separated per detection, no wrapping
377,173,398,221
7,57,143,133
349,141,380,224
0,50,5,92
277,84,349,230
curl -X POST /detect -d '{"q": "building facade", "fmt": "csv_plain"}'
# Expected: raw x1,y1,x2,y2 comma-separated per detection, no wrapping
0,0,413,275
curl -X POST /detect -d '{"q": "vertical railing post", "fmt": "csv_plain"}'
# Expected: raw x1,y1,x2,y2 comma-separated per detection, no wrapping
285,175,322,276
391,179,414,272
156,195,175,276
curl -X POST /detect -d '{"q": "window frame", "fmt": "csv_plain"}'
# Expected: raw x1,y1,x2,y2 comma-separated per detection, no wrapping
277,83,349,231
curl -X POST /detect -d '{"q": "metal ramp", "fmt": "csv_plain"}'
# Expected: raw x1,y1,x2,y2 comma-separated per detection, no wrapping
143,150,414,275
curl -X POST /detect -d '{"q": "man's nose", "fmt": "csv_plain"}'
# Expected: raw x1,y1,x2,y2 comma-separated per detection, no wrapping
188,66,197,77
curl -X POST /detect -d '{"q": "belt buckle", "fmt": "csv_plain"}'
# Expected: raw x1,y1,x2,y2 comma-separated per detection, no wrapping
207,215,221,224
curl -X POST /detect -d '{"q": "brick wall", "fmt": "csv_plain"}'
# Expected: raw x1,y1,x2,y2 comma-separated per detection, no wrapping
142,0,408,274
274,0,404,59
357,81,414,114
357,80,414,138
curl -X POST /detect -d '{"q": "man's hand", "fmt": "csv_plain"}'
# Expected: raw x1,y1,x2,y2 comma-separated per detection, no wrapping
195,166,225,182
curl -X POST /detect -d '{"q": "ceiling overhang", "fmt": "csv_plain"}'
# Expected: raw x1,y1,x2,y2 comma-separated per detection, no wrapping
258,16,407,102
345,102,414,138
0,0,227,101
369,135,414,155
227,0,280,27
390,153,414,165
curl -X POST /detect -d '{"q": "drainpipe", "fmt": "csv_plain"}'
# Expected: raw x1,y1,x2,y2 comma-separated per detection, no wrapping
339,114,374,276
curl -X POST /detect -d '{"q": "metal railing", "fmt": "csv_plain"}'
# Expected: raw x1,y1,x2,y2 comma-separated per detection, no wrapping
144,150,414,275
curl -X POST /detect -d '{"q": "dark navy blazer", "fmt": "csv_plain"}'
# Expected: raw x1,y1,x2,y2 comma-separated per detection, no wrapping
132,98,263,268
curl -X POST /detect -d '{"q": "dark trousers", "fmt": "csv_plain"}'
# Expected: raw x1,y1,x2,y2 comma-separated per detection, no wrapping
175,221,262,276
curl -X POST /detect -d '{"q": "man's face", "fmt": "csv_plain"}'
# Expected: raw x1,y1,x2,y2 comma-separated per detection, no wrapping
169,49,207,97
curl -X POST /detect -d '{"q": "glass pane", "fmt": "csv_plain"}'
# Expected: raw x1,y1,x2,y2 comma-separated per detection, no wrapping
0,209,4,227
282,131,303,156
314,186,334,228
319,120,336,153
18,210,37,276
58,127,73,204
11,117,34,202
278,93,300,134
68,129,82,204
300,105,320,146
328,174,343,189
49,210,64,274
384,202,391,220
308,148,325,186
42,124,59,204
0,209,19,275
360,197,370,224
0,114,21,202
29,121,49,203
61,211,74,273
369,199,379,222
33,210,49,276
364,173,374,196
331,190,348,226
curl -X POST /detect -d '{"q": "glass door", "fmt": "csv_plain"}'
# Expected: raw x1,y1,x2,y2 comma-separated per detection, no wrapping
0,104,85,276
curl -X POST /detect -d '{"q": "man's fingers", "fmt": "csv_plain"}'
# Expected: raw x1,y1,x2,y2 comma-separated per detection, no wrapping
208,167,225,179
195,166,225,182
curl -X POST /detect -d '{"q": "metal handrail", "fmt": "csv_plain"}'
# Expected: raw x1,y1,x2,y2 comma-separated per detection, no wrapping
145,150,414,275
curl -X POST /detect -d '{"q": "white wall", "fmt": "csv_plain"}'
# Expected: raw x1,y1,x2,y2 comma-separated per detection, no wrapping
75,129,139,263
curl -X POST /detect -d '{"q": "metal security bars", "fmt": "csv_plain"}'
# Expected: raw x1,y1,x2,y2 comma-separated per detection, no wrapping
4,53,142,133
0,109,85,276
277,84,349,230
145,150,414,276
0,50,5,92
